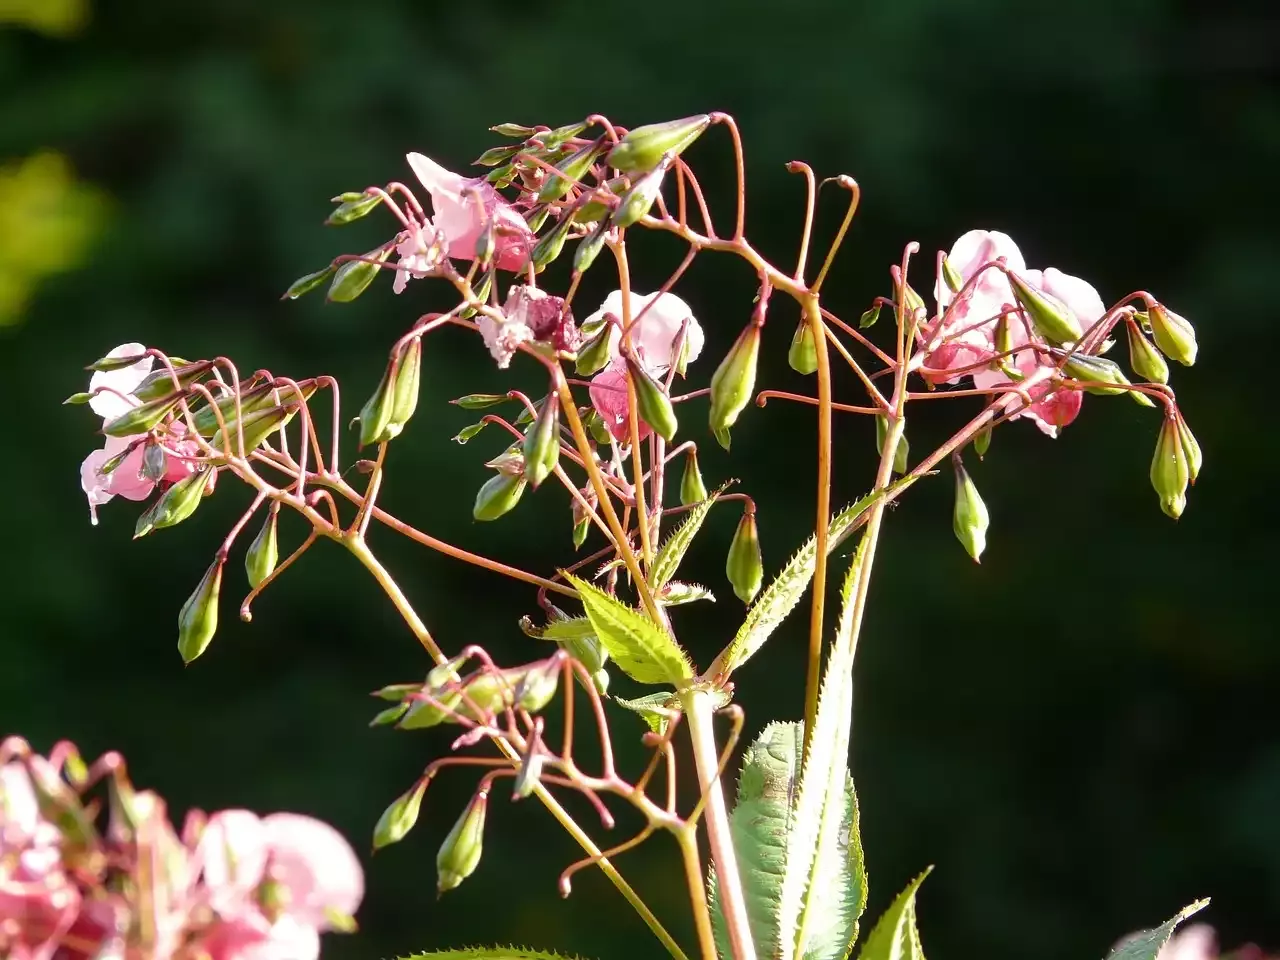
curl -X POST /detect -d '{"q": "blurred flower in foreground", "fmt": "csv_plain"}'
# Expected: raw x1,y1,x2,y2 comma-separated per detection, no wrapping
0,0,88,35
1142,924,1277,960
0,151,106,327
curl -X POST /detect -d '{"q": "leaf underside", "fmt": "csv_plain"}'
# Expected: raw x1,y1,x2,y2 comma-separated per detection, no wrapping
1105,900,1211,960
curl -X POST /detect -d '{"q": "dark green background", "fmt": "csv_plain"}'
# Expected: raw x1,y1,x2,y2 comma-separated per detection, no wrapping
2,1,1276,958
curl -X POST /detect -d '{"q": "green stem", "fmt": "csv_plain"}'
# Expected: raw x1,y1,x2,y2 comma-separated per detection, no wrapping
801,293,833,757
677,825,720,960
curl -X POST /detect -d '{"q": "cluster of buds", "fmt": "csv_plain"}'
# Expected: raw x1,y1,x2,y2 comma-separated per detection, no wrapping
0,737,361,960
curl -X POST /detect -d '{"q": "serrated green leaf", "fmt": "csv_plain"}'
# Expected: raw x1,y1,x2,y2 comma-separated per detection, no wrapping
853,868,932,960
1106,900,1211,960
562,573,693,686
613,692,679,735
778,547,865,960
657,581,716,607
395,947,593,960
650,484,726,590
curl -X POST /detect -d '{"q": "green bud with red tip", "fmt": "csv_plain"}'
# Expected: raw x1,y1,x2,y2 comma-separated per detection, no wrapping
606,115,711,173
708,318,763,447
788,319,818,375
437,787,488,894
726,511,764,604
626,356,678,441
491,122,535,138
1008,271,1083,345
244,509,279,589
680,448,708,506
1126,320,1169,384
178,559,223,665
473,472,527,521
952,458,990,563
1148,303,1197,366
372,779,427,852
522,393,561,489
1150,413,1190,519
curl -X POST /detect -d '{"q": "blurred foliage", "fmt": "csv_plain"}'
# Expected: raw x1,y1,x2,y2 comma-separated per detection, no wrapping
0,0,88,37
1,2,1277,960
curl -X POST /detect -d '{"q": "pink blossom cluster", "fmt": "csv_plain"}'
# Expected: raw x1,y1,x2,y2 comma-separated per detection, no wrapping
1,738,362,960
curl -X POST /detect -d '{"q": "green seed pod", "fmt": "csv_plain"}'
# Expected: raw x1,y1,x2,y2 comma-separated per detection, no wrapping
491,122,535,138
941,256,964,294
372,779,427,852
1176,412,1202,485
901,284,926,318
858,303,881,329
606,115,711,173
63,391,93,405
952,458,990,563
708,320,762,444
573,219,609,275
514,660,561,713
398,688,463,730
584,408,612,445
369,703,409,727
389,337,423,436
1150,414,1190,519
626,357,678,441
244,509,279,589
522,393,561,489
1126,321,1169,385
531,214,574,271
436,788,488,894
575,322,613,376
875,414,909,474
453,393,510,410
611,164,666,229
974,425,992,459
132,361,215,403
1148,303,1197,366
140,442,168,482
134,468,213,539
177,559,223,665
327,247,392,303
680,448,708,506
210,403,300,458
357,365,397,449
473,472,527,521
325,193,383,226
788,319,818,375
512,749,545,801
88,350,148,373
1007,271,1084,345
473,144,520,166
102,394,184,438
1059,352,1132,396
571,176,629,224
538,140,605,204
725,511,764,605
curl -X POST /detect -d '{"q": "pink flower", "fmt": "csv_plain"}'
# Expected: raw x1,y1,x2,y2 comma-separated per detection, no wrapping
258,812,363,930
391,220,448,295
197,809,270,916
0,763,40,849
476,285,576,369
1156,925,1218,960
589,362,652,444
407,153,533,272
200,912,321,960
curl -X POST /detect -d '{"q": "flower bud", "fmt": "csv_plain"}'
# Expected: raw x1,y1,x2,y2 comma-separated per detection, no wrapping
512,748,545,801
437,788,488,894
901,284,926,319
473,472,527,521
941,257,964,294
491,122,535,138
974,425,992,459
1150,414,1190,519
473,144,520,166
134,468,213,539
1126,321,1169,385
1007,271,1084,345
1176,412,1202,485
102,394,184,438
132,361,215,403
708,320,762,446
210,403,300,458
522,393,561,489
327,247,392,303
680,448,708,506
573,219,609,275
388,337,423,439
514,660,561,713
453,393,510,410
572,515,590,549
606,115,711,173
372,779,427,852
531,213,573,271
1148,303,1197,366
858,303,881,329
952,459,990,563
538,140,605,204
63,391,93,405
788,319,818,375
611,163,667,229
726,511,764,605
572,177,629,225
282,266,337,300
177,559,222,665
357,365,397,449
626,356,678,441
574,321,613,376
875,414,909,474
1059,352,1132,396
325,193,383,226
244,509,279,588
141,442,168,482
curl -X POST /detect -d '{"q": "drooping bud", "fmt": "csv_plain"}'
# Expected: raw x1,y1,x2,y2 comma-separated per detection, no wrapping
244,509,279,588
531,213,574,271
210,403,301,459
437,787,489,894
858,303,881,329
327,247,392,303
1007,271,1084,345
177,559,223,665
512,747,545,801
372,779,427,852
901,284,926,319
572,177,630,225
974,425,992,459
453,393,511,410
574,321,613,376
708,319,762,447
102,394,184,438
132,361,215,403
538,140,605,204
325,192,383,226
875,414,909,474
134,468,213,539
141,442,168,482
1150,413,1190,519
522,393,561,488
282,266,337,300
513,660,561,713
491,122,535,138
952,458,990,563
357,362,397,449
941,257,964,294
787,319,818,375
606,115,711,173
1058,352,1133,396
1148,303,1197,366
626,356,678,441
584,408,612,445
573,219,609,276
473,472,527,521
473,144,520,167
680,448,708,506
1176,411,1202,485
611,162,668,229
725,511,764,605
1126,320,1169,384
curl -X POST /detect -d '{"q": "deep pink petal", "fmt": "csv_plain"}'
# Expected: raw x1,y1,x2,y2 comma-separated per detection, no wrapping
589,364,653,444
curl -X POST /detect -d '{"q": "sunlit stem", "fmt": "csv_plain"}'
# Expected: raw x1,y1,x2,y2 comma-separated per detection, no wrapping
676,825,720,960
801,292,833,756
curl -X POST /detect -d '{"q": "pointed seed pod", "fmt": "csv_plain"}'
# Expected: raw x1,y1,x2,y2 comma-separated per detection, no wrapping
473,472,527,521
611,164,667,229
1148,303,1197,366
626,356,678,440
1176,412,1202,485
88,350,149,373
788,320,818,375
538,140,605,204
1059,352,1132,396
875,414,909,474
974,425,992,459
372,779,427,852
102,394,184,438
941,257,964,294
573,219,609,275
726,511,764,604
325,193,383,226
386,336,423,440
680,448,708,506
210,403,300,458
473,144,520,166
575,322,613,376
952,458,990,562
437,788,488,894
858,303,881,329
132,361,215,403
1007,271,1084,345
585,408,612,445
572,177,630,224
606,114,711,173
134,468,213,539
245,509,279,588
522,393,561,488
327,247,392,302
514,660,561,713
63,391,93,405
491,122,535,138
901,284,926,318
177,559,223,665
572,516,590,550
512,749,545,801
708,320,762,443
1150,414,1190,519
1126,320,1169,384
531,214,574,271
358,364,397,449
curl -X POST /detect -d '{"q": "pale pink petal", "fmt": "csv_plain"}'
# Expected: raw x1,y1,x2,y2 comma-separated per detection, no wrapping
1156,925,1218,960
406,153,532,272
0,763,39,844
88,343,154,420
198,810,269,916
936,229,1024,314
1037,267,1106,336
589,363,653,444
260,813,363,930
103,441,156,502
585,291,703,375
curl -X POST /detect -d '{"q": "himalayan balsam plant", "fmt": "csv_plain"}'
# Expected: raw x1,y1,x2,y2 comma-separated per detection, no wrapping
36,112,1216,960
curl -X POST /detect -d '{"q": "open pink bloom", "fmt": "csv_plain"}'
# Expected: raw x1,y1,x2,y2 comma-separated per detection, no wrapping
476,285,576,369
197,809,270,916
583,290,704,375
258,812,363,930
589,362,652,444
1155,925,1218,960
407,153,533,272
391,220,447,295
0,763,40,848
200,912,321,960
